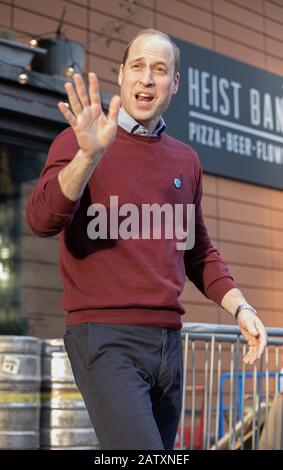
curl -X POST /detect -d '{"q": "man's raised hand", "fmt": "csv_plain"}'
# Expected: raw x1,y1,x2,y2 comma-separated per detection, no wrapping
58,73,121,162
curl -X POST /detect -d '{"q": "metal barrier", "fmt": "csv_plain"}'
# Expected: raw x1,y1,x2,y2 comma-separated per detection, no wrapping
177,323,283,450
1,326,282,450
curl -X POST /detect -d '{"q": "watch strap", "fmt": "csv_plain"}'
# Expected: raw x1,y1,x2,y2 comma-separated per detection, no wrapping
235,303,257,320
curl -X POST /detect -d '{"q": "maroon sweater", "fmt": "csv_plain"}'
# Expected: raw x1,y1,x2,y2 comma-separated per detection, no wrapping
26,126,236,329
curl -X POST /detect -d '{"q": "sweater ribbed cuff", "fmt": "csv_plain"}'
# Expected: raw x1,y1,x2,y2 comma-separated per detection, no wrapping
205,277,237,306
46,174,80,215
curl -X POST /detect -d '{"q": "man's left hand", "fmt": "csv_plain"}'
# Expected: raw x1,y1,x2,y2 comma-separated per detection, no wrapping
237,310,267,365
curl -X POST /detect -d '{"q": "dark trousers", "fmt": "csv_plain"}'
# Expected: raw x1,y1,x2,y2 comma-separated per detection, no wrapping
63,323,183,450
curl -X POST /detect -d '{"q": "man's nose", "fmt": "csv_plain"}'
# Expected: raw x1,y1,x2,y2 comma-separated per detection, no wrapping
139,68,154,86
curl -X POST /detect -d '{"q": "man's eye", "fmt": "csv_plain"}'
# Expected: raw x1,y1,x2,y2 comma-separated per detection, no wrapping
132,64,141,69
156,67,166,73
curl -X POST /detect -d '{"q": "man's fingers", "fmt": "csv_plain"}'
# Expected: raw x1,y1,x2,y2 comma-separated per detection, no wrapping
58,102,77,128
257,321,267,343
257,331,267,357
253,319,267,357
108,95,121,123
64,81,83,117
241,316,267,364
89,72,101,107
243,350,253,365
73,73,90,108
243,346,258,365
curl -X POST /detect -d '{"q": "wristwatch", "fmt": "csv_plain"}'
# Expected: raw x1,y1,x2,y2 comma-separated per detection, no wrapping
234,303,257,320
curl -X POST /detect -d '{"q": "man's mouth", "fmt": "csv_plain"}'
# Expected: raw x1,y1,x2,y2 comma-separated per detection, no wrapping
135,93,154,102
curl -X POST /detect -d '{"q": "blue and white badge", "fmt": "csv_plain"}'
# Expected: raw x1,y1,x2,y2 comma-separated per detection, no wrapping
173,175,183,189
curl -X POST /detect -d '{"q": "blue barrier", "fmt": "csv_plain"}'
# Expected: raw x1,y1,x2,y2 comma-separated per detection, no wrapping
218,372,283,438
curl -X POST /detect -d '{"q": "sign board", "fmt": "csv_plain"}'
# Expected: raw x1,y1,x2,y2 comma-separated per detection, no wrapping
164,38,283,190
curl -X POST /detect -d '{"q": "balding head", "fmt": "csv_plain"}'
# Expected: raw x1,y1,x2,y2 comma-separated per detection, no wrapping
122,29,180,76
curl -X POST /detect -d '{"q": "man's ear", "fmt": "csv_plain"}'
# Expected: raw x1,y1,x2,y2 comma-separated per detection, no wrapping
118,64,124,87
173,72,180,95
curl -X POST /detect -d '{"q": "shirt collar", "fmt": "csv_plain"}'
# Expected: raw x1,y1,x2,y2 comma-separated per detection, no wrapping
118,106,166,137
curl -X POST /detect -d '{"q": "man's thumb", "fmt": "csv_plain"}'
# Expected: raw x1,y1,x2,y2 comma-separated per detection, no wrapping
247,320,259,337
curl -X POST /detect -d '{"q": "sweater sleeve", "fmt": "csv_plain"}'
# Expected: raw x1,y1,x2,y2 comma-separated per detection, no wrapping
184,157,237,306
26,127,81,237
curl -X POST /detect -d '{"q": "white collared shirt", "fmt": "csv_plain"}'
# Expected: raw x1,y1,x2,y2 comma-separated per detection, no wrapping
118,106,166,137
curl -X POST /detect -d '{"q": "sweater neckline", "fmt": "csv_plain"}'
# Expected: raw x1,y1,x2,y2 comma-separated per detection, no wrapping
117,125,163,143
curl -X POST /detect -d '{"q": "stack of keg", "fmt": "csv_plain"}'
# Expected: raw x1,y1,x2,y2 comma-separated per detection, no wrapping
0,336,41,449
0,336,100,449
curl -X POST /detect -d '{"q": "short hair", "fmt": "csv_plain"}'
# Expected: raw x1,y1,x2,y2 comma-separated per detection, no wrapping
122,29,180,75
